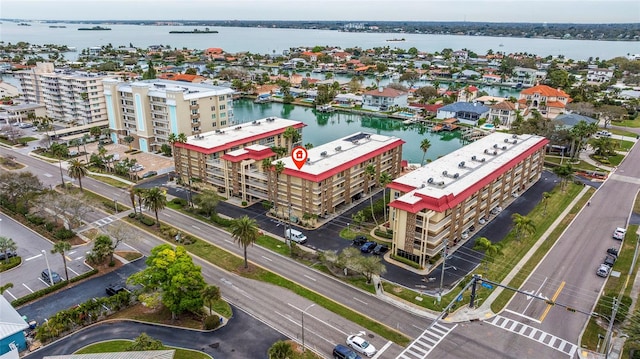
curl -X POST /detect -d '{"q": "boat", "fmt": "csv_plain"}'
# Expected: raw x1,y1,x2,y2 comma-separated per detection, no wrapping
316,105,335,113
78,26,111,31
17,22,31,26
386,38,405,42
499,43,504,47
169,28,218,34
49,25,67,28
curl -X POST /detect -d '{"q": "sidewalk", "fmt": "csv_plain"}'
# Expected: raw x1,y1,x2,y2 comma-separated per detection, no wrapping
443,185,592,323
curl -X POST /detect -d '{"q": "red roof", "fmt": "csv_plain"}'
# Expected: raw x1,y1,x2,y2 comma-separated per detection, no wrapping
388,137,549,213
363,87,406,98
520,85,570,98
546,101,566,108
221,146,275,163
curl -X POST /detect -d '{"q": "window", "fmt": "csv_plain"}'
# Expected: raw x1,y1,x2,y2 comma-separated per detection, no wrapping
212,122,217,127
191,100,197,105
219,95,225,101
220,121,226,126
219,104,226,110
220,113,226,118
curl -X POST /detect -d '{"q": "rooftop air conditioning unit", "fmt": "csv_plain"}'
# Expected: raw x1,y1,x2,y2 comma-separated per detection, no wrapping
512,134,518,139
453,173,459,179
427,177,434,184
437,181,445,186
442,170,448,176
493,144,498,149
458,161,465,168
335,146,342,151
484,149,489,154
420,183,426,188
504,138,509,143
492,150,497,155
471,155,477,161
235,126,241,130
502,146,507,150
480,158,486,162
320,151,327,157
512,139,517,144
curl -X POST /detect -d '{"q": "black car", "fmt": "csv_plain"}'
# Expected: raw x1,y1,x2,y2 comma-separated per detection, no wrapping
607,248,619,257
353,235,367,246
141,170,158,178
106,284,127,296
373,244,389,255
360,241,377,253
0,249,17,260
604,255,616,267
41,269,62,284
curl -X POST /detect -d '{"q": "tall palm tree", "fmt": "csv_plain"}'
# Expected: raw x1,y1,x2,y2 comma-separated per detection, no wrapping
230,215,260,269
552,164,573,192
67,159,88,192
511,213,536,241
201,285,221,315
268,341,294,359
274,161,285,217
142,187,167,227
282,126,301,150
473,236,503,263
0,236,18,264
82,134,91,162
51,241,72,281
378,171,393,224
420,138,431,165
364,164,379,226
50,142,69,188
128,186,138,215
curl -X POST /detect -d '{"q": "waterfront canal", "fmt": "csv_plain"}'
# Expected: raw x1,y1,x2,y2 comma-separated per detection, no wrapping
233,99,465,164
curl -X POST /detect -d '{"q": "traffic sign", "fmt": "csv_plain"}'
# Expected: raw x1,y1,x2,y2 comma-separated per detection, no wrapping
481,282,493,289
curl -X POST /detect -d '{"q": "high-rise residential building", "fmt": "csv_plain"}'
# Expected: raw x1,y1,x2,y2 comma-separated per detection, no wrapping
15,62,113,125
387,132,548,268
103,79,235,153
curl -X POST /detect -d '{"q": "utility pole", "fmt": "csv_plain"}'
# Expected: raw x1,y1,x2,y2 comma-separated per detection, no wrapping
469,274,479,308
438,239,448,303
604,297,618,358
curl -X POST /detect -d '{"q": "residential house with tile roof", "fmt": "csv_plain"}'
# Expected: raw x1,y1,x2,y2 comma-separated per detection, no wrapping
456,85,479,102
362,87,408,110
517,85,571,120
488,100,518,126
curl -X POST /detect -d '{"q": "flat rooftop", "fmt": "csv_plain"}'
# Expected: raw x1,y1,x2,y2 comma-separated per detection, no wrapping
392,132,547,204
107,79,234,99
179,117,304,153
277,132,404,179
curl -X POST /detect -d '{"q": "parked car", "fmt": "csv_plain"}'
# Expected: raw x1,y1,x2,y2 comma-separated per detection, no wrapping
346,335,377,357
41,269,61,284
360,241,377,253
141,170,157,178
352,235,367,247
613,227,626,240
596,130,612,137
373,244,389,255
105,284,127,296
604,254,616,267
0,249,17,260
130,164,144,172
596,264,611,278
607,248,619,257
333,344,362,359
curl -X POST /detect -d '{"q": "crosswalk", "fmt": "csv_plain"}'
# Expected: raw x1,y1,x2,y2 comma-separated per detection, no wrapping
485,315,578,357
92,216,114,227
396,322,457,359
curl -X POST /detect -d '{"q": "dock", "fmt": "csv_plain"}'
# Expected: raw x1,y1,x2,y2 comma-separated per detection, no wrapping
432,118,459,132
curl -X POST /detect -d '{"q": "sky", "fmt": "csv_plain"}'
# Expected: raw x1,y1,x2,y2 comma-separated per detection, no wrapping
1,0,639,23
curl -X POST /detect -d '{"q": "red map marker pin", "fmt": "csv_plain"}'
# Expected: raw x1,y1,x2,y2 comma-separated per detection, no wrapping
291,146,308,170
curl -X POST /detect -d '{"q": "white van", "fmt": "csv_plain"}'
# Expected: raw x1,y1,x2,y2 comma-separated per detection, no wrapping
285,228,307,244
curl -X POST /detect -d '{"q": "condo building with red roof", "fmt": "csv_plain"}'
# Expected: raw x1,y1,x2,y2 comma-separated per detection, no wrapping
387,132,548,268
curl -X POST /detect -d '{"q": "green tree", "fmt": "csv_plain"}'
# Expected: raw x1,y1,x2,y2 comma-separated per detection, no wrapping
358,255,387,284
89,126,101,140
142,187,166,227
230,215,260,269
268,341,294,359
51,241,72,281
193,189,220,218
511,213,536,241
67,159,88,192
552,164,574,192
143,60,157,80
473,237,503,263
202,285,221,315
123,135,135,151
542,192,551,216
126,333,164,351
88,234,113,264
378,172,393,224
420,138,431,165
625,309,640,345
0,236,18,264
185,67,197,75
415,86,437,103
282,126,301,149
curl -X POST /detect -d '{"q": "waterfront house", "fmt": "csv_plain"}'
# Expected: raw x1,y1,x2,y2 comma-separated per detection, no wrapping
517,85,571,120
387,132,548,268
456,85,479,102
488,101,517,126
482,73,502,84
436,102,490,125
554,113,598,129
452,69,481,80
362,87,408,111
509,67,544,87
586,67,614,83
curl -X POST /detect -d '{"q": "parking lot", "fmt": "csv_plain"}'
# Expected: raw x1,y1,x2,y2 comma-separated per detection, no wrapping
0,213,93,302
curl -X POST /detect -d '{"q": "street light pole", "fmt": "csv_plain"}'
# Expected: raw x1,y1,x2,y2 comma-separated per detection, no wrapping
41,249,54,286
301,303,316,352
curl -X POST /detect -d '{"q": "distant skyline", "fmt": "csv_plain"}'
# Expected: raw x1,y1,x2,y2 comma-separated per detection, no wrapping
1,0,639,23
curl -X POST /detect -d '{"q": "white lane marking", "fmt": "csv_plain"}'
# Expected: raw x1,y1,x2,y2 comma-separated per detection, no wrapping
287,303,349,336
164,214,172,217
25,254,43,261
68,251,76,255
261,255,273,262
303,274,317,282
192,225,201,230
123,243,138,251
372,341,393,359
503,309,542,324
4,290,16,300
352,297,368,305
23,283,35,293
273,310,336,346
68,267,79,276
524,277,547,312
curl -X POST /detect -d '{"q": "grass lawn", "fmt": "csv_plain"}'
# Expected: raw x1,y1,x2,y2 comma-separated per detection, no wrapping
545,156,605,172
609,128,639,137
75,340,212,359
88,173,132,188
612,118,640,128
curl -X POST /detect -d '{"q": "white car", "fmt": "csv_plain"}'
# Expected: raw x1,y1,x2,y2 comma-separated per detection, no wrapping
346,335,377,357
613,227,626,240
596,130,612,137
596,264,611,277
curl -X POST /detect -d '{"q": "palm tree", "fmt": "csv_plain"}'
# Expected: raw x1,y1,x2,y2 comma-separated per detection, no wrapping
50,142,69,188
542,192,551,216
273,161,285,217
51,241,72,281
142,187,167,227
552,164,573,192
201,285,221,315
268,341,294,359
365,164,379,226
67,159,88,192
0,236,18,264
282,126,301,150
511,213,536,241
420,138,431,165
473,237,503,263
230,215,260,269
82,134,91,162
378,171,393,224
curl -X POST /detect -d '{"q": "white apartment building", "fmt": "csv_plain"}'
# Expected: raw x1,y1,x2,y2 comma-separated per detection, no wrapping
103,79,235,153
15,62,113,125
